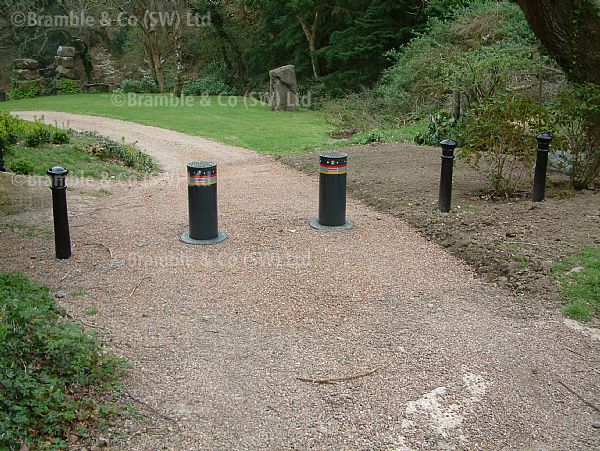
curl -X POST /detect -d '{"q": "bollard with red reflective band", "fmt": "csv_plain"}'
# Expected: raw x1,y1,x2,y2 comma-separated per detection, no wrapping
310,151,354,230
180,161,227,245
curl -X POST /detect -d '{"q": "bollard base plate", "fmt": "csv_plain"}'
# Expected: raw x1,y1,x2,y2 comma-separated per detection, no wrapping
309,219,354,231
180,230,228,245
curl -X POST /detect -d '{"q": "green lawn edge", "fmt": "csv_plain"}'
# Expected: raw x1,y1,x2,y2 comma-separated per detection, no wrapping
0,94,347,156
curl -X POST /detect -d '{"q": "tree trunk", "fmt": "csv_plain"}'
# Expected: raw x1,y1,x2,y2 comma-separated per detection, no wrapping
172,31,184,97
142,28,167,93
297,12,320,81
515,0,600,84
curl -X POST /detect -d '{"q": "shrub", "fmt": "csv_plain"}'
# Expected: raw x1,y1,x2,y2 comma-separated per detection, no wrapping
51,128,71,144
414,112,463,146
75,131,158,173
24,118,52,147
459,94,551,197
552,83,600,189
378,0,539,119
0,112,25,147
58,78,82,95
9,80,40,100
119,78,159,93
0,272,126,449
182,74,236,96
8,159,35,174
319,90,394,133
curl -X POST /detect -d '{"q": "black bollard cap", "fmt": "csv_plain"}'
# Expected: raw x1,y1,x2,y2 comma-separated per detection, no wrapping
440,139,457,151
47,166,68,188
320,151,347,163
187,161,217,187
47,166,68,177
319,151,347,174
536,133,553,150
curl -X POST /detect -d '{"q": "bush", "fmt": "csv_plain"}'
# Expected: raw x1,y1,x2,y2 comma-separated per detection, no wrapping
9,80,40,100
182,74,236,96
24,118,52,147
459,94,551,197
119,78,159,93
319,90,394,134
75,131,158,173
0,272,126,449
0,112,25,147
8,159,35,174
58,78,82,95
552,83,600,189
414,112,462,146
51,128,70,145
378,0,539,119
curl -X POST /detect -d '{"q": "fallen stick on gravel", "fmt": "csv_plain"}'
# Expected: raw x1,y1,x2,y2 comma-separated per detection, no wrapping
558,380,600,413
129,275,147,297
58,268,73,282
122,385,178,424
84,242,113,259
297,367,380,385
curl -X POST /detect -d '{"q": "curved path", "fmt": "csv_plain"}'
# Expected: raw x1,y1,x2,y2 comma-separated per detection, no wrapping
6,111,600,449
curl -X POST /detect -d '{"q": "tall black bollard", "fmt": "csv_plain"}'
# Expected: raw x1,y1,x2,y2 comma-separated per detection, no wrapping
0,142,6,172
47,166,71,259
180,161,227,245
310,151,354,230
438,139,457,213
532,133,552,202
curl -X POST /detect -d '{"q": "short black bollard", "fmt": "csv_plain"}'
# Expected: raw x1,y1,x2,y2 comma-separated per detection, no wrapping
532,133,552,202
438,139,457,213
47,166,71,259
180,161,227,245
309,151,354,230
0,142,6,172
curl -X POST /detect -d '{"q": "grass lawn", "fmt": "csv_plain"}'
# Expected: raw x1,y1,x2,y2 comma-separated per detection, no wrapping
553,246,600,321
0,94,343,155
5,141,141,179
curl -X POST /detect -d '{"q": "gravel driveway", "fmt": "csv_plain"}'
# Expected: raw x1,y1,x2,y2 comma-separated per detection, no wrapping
4,111,600,450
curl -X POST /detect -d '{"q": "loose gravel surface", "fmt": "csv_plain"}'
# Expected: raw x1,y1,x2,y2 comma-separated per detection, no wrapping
2,111,599,450
284,143,600,306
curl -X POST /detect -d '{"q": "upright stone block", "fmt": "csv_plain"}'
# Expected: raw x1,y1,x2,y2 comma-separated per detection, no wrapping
269,65,299,112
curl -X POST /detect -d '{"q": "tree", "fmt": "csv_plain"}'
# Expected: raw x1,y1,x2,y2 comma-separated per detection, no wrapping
318,0,425,92
515,0,600,84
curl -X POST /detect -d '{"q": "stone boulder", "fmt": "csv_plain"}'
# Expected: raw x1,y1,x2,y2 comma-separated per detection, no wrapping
57,46,76,57
269,65,299,112
85,83,110,93
14,58,39,70
14,69,41,80
56,66,76,79
54,56,75,69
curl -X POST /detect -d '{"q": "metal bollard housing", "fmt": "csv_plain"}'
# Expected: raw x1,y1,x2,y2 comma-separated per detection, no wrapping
180,161,227,245
532,133,552,202
0,142,6,172
438,139,457,213
309,151,354,230
47,166,71,259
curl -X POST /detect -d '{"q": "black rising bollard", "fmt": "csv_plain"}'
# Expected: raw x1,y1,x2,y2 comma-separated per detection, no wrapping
47,166,71,259
532,133,552,202
310,151,353,230
180,161,227,245
438,139,457,213
0,141,6,172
